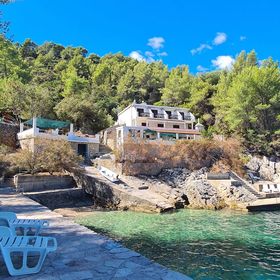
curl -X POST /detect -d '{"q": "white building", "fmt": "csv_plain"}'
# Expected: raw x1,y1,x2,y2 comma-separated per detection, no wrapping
17,117,100,159
114,101,204,146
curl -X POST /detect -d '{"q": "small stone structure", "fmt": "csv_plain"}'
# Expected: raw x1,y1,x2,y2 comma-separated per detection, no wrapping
17,117,100,160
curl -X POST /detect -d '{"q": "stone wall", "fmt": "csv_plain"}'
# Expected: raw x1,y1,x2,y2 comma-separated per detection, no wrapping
73,172,165,212
0,123,19,148
14,174,76,192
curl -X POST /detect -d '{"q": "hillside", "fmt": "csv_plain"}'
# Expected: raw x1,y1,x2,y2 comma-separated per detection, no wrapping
0,35,279,155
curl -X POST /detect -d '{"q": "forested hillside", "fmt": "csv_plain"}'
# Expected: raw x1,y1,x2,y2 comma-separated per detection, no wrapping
0,37,279,155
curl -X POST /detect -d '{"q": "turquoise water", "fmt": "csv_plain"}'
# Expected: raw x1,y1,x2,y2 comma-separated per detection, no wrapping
77,210,280,280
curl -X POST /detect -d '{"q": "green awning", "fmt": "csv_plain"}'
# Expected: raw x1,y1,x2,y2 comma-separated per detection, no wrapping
160,132,176,138
24,118,70,129
144,129,157,134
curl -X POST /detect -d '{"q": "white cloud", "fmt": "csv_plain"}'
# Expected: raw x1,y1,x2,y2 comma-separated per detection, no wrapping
191,44,212,55
240,36,246,41
212,55,235,70
213,32,227,45
197,65,209,72
157,51,168,57
145,51,155,57
147,37,165,50
129,51,145,61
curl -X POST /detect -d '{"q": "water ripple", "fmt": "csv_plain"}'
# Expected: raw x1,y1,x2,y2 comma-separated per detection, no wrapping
77,209,280,280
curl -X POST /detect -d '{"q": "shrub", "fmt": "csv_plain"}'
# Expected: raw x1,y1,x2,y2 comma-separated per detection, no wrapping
116,138,244,175
9,139,83,175
37,139,83,174
8,149,41,175
0,145,12,177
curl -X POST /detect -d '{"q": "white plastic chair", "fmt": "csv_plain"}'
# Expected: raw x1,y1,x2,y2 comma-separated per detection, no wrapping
262,184,270,193
0,226,57,276
0,212,49,236
272,184,279,193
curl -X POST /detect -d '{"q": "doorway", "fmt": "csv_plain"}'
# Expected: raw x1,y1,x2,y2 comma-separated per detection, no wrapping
77,144,88,158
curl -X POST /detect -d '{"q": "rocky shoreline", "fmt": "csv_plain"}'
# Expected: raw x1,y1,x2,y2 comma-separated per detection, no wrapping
126,168,257,211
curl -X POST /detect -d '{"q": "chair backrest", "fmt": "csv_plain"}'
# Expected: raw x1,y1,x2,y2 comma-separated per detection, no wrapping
262,184,269,192
0,212,17,221
0,226,13,248
0,218,10,227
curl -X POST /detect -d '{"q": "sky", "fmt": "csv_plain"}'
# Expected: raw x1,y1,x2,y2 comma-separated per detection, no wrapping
2,0,280,72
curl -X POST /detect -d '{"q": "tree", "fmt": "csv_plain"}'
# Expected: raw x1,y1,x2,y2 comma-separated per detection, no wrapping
188,71,220,127
55,94,113,133
161,66,192,106
213,61,280,154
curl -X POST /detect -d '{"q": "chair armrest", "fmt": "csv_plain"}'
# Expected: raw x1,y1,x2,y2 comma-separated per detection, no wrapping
47,237,57,252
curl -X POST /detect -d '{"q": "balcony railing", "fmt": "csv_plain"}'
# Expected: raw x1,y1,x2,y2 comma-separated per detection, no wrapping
169,115,179,120
138,112,151,117
154,114,165,119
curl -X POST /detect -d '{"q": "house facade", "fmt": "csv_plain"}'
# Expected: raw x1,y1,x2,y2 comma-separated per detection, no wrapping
113,101,204,146
17,117,100,159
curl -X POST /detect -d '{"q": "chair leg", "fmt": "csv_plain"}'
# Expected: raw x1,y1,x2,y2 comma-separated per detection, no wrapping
2,248,47,276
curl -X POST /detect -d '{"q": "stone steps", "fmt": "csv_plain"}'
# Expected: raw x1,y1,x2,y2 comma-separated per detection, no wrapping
230,172,262,198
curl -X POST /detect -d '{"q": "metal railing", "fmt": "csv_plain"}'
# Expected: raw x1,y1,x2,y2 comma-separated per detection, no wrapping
138,112,151,117
154,114,165,119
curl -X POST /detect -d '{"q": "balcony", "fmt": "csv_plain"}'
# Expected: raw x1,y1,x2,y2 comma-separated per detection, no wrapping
183,115,192,121
154,114,165,119
169,114,179,120
138,112,151,117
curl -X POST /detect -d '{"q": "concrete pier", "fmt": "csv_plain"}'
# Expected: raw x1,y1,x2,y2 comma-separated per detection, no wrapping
0,188,191,280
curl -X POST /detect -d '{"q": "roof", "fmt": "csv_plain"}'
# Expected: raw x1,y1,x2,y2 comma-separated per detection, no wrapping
118,102,192,116
24,118,70,129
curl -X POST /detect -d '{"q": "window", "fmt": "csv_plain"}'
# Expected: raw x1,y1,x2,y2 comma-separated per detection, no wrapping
137,108,144,116
173,125,180,129
157,123,164,128
165,111,171,119
188,124,192,129
152,109,158,117
141,122,147,126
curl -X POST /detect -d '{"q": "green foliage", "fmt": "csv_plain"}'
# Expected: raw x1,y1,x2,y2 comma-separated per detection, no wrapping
0,36,278,156
213,58,280,154
161,66,192,106
8,140,83,175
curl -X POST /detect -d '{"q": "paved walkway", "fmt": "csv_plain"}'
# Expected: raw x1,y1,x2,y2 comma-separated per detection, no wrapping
0,188,191,280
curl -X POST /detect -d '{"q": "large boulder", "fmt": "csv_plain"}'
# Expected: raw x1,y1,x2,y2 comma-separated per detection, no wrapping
184,178,224,209
246,156,280,182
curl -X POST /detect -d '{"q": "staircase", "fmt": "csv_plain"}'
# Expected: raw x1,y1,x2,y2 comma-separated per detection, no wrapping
230,172,263,198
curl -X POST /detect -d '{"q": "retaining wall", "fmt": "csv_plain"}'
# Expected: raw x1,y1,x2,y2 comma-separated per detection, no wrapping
14,174,76,192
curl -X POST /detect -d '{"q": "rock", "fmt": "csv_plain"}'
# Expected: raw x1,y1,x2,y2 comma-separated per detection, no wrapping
218,184,256,203
246,155,280,182
183,178,223,209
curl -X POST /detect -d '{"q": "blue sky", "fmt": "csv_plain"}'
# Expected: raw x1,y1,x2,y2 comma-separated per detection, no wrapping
2,0,280,72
